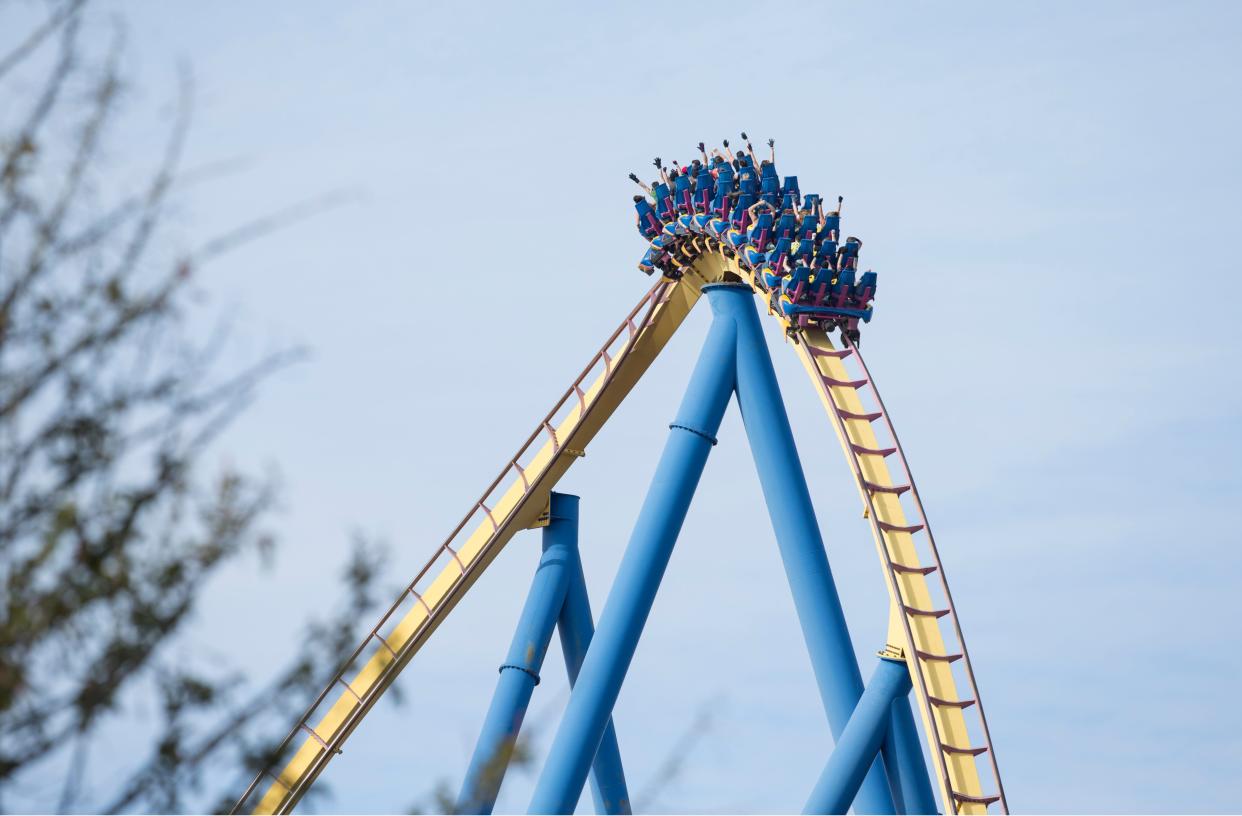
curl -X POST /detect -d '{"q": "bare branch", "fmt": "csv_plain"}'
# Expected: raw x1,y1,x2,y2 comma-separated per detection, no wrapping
193,188,360,264
0,0,85,80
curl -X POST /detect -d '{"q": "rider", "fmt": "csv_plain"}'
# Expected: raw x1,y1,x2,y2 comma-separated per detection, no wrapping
735,160,755,208
758,139,781,206
694,159,715,213
632,192,661,238
813,237,839,272
741,201,777,267
788,237,814,268
671,168,694,215
837,236,863,270
817,196,843,244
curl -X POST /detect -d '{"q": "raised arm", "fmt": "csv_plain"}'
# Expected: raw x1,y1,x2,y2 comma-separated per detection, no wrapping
767,137,776,165
628,173,652,195
653,157,671,187
697,141,709,164
721,139,735,165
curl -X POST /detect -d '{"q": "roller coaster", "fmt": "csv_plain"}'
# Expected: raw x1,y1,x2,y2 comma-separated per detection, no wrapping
232,143,1007,815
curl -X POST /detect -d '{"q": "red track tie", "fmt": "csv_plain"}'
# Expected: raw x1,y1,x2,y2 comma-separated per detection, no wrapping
839,409,883,422
903,604,951,619
877,520,925,534
864,480,910,495
851,443,897,457
823,375,869,388
810,347,853,359
953,791,1002,806
890,561,937,575
916,649,964,663
929,695,976,708
941,743,990,757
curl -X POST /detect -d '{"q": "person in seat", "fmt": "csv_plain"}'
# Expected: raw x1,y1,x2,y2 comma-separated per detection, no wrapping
837,236,863,271
757,139,780,206
817,196,843,243
733,152,758,210
671,168,693,215
711,152,735,192
796,196,819,240
789,237,814,268
719,199,752,252
694,160,715,213
652,178,674,220
739,201,775,267
813,237,838,271
684,181,711,234
690,173,716,233
830,268,856,308
776,263,817,318
770,235,795,267
853,271,878,310
746,200,776,243
633,193,661,239
759,162,781,206
728,197,752,232
780,174,800,210
775,207,798,241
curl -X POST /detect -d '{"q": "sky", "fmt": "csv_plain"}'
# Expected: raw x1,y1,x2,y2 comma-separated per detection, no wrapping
5,1,1242,813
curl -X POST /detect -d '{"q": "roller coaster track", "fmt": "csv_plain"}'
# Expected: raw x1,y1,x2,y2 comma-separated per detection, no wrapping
233,249,1006,815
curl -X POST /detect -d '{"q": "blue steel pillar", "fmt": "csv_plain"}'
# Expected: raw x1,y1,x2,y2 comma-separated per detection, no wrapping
555,496,632,815
726,283,895,814
528,295,738,814
456,501,574,814
804,659,912,815
885,695,937,814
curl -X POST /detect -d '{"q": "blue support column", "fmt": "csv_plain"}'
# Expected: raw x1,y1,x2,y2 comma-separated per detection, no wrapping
880,714,907,813
456,504,575,814
804,659,912,815
528,297,738,814
725,283,895,814
885,694,937,814
555,495,632,815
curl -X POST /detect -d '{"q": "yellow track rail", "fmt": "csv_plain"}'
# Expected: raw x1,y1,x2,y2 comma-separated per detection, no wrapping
233,249,1004,815
796,331,1002,814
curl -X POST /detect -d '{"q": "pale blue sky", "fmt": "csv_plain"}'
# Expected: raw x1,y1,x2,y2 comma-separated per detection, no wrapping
6,1,1242,813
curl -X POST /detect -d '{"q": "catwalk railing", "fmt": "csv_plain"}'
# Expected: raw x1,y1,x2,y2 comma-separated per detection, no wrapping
232,280,689,814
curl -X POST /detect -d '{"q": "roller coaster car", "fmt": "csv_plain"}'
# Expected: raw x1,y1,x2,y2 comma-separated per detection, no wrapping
787,304,870,346
636,203,876,338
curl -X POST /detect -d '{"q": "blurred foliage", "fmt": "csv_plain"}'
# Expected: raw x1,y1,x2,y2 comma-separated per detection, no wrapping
0,2,387,812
